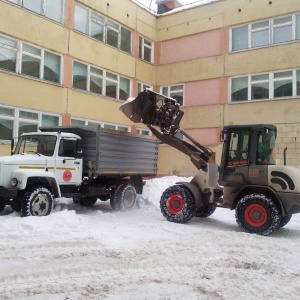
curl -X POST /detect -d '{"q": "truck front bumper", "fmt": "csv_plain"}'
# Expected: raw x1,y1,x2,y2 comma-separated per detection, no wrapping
0,187,18,198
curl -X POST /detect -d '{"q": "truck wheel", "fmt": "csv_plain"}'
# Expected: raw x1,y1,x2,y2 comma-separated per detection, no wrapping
78,197,98,207
235,193,280,235
160,185,195,223
278,215,292,228
0,202,5,214
110,184,136,211
194,205,216,218
21,187,53,217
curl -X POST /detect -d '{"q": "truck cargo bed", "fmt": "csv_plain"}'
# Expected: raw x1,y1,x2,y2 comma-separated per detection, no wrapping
40,126,158,177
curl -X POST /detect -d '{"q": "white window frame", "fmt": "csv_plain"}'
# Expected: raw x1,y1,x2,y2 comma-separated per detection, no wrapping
230,12,300,52
74,3,132,54
138,82,152,93
161,84,184,106
139,36,154,64
0,105,61,142
5,0,65,24
0,34,63,85
229,68,300,103
137,128,151,136
72,60,131,101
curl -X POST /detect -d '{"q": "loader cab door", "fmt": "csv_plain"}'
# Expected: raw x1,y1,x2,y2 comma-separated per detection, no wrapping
219,128,251,185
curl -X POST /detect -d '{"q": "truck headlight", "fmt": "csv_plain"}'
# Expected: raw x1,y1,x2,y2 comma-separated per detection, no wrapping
10,178,18,187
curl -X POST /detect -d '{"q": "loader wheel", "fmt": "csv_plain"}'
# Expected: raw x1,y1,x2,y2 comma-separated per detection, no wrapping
21,187,53,217
194,205,217,218
110,184,136,211
160,185,195,223
278,215,292,228
235,193,280,236
78,196,98,207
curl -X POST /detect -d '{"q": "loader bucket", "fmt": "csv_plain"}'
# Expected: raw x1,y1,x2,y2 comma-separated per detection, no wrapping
120,89,183,134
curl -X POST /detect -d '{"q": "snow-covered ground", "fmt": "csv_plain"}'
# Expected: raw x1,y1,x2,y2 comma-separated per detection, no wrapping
1,176,300,300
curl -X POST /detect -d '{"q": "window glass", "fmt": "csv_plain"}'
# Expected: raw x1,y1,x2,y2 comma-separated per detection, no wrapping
232,26,248,51
106,80,117,98
73,62,87,90
74,5,89,34
19,121,38,135
297,70,300,95
44,51,61,83
274,71,293,98
7,0,21,4
91,21,104,42
138,83,151,93
0,107,14,116
0,36,18,48
104,124,116,130
252,28,269,48
231,77,248,102
23,44,41,56
45,0,64,23
21,54,40,78
19,110,39,120
58,139,76,157
42,115,59,126
273,17,292,44
71,119,85,126
107,28,119,48
118,126,129,132
0,119,13,140
170,89,183,106
297,15,300,40
162,87,168,96
227,130,249,166
251,82,269,100
23,0,43,14
121,27,131,53
0,47,17,72
119,77,130,100
90,75,103,94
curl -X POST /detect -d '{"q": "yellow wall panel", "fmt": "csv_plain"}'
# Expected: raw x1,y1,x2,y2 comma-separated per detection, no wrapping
181,105,223,129
0,73,67,114
135,60,157,85
69,32,136,77
156,56,224,85
68,90,132,125
0,2,69,54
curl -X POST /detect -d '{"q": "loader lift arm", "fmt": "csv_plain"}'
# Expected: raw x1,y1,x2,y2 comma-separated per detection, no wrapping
120,89,215,170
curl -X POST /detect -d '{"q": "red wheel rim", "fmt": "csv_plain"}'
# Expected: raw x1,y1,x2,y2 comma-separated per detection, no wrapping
245,204,267,227
167,194,185,215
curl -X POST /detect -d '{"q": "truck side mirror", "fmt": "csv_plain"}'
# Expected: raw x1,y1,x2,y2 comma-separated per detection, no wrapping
75,139,83,159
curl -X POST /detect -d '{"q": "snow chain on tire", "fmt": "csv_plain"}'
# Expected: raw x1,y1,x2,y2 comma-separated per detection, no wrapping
235,193,280,236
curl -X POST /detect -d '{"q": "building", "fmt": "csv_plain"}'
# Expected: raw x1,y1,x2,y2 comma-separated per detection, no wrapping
0,0,300,176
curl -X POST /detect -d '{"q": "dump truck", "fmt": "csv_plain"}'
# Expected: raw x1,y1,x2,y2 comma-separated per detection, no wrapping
0,125,158,217
120,89,300,235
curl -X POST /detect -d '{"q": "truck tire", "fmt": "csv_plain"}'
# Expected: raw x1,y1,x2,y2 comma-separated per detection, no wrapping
0,202,5,214
235,193,280,236
110,184,136,211
78,197,98,207
278,215,292,228
21,187,53,217
160,185,195,224
194,205,216,218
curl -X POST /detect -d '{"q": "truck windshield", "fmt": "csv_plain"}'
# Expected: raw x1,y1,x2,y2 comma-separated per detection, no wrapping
15,135,57,157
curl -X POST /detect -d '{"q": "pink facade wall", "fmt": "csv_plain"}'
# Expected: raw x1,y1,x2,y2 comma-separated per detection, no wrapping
159,29,223,65
185,77,228,106
185,128,220,146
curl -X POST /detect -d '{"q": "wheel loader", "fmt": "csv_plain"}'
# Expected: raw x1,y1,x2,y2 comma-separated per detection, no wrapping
120,89,300,235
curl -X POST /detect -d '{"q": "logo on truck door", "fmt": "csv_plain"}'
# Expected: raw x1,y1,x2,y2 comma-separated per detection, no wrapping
63,170,72,182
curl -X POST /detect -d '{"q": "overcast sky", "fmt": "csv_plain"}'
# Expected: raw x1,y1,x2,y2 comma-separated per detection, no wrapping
136,0,198,12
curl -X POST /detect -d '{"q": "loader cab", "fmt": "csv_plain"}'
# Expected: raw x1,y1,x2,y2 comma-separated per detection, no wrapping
219,124,277,185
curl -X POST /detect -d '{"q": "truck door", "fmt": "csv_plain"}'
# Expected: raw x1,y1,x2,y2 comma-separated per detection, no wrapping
54,138,82,185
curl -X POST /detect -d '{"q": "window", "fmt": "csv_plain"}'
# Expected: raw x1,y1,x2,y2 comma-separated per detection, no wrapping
138,82,152,93
0,34,62,84
231,13,300,52
161,84,184,106
71,117,130,132
58,139,76,157
72,61,131,100
139,37,153,63
6,0,65,24
74,4,132,54
137,128,151,136
230,68,300,102
0,105,60,141
227,130,250,166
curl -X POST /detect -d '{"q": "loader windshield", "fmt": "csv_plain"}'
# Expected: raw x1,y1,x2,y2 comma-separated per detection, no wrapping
15,135,57,156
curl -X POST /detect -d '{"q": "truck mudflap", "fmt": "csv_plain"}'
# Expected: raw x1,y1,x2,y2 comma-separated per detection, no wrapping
0,187,18,198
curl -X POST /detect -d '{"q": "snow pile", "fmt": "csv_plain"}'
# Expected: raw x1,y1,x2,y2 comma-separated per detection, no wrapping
0,176,300,300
